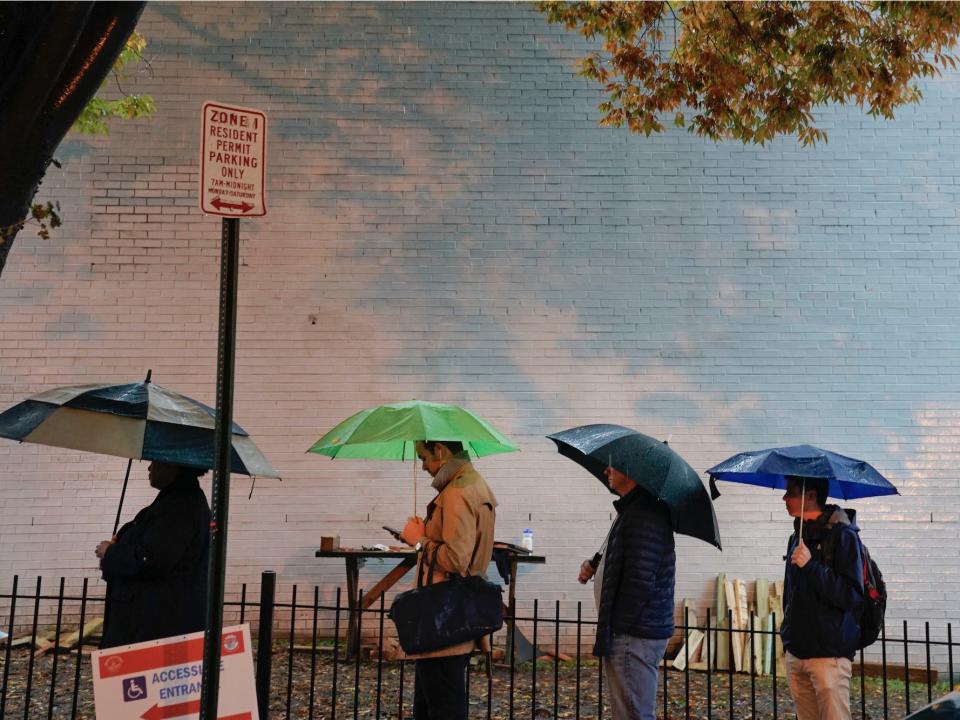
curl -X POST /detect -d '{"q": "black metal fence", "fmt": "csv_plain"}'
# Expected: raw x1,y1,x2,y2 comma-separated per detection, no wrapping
1,573,956,719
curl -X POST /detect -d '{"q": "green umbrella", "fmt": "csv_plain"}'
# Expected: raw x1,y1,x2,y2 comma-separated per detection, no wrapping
309,399,518,460
308,400,519,512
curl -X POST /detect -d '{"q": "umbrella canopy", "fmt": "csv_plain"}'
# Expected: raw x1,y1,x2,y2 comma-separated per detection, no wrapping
706,444,897,500
0,380,279,478
903,691,960,720
547,424,721,550
308,399,519,460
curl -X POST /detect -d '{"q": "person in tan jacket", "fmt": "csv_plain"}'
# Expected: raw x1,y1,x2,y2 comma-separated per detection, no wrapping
400,439,498,720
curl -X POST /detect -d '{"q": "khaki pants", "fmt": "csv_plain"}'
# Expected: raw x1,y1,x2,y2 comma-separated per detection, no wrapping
785,651,853,720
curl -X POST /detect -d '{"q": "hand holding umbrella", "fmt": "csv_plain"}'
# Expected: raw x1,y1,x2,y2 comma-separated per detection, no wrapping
95,539,113,559
791,537,812,568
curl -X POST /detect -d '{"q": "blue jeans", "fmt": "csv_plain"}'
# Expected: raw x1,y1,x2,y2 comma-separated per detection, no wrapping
603,634,669,720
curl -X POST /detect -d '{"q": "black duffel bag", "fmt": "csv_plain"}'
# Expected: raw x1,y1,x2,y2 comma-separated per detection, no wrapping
389,546,503,655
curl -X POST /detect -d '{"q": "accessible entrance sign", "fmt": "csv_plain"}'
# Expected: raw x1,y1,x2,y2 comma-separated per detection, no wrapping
92,624,258,720
200,101,267,216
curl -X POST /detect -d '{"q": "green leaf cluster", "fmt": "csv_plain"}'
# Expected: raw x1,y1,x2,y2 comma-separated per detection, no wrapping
71,31,155,135
73,94,156,136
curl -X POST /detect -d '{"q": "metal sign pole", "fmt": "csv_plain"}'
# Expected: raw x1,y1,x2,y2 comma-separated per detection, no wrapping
199,216,240,720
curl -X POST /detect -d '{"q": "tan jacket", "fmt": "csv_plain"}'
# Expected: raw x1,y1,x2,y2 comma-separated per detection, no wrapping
409,461,498,659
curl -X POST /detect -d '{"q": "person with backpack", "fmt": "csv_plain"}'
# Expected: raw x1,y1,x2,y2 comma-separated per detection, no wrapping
780,475,865,720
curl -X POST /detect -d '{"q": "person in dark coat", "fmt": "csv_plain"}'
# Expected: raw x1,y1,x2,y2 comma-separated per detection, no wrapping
95,461,211,648
578,464,676,720
781,475,864,720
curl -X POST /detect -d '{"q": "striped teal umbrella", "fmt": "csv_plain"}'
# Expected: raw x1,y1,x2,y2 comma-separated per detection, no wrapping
0,373,279,532
0,376,278,478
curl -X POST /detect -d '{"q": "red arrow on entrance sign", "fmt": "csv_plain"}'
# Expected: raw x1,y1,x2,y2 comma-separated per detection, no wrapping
140,703,252,720
140,700,200,720
211,197,255,213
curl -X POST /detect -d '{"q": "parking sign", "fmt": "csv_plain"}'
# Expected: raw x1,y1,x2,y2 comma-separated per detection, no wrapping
200,101,267,217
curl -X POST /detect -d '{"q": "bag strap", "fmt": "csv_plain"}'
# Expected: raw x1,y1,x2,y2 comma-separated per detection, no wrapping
822,530,870,590
416,544,441,589
465,503,491,575
819,525,842,569
860,543,877,591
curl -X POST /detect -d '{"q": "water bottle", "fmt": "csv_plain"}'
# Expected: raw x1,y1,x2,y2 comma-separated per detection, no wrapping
521,528,534,552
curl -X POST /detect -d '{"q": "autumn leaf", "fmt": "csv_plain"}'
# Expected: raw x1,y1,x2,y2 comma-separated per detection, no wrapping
539,1,960,145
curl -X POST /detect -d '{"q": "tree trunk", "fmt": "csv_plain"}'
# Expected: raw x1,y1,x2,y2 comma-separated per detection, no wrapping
0,1,146,276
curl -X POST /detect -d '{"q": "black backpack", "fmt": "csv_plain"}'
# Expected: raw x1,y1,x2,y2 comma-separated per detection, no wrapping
857,541,887,649
820,529,887,649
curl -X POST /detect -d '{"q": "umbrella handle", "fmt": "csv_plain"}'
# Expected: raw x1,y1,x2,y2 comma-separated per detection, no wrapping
113,458,134,536
798,478,805,540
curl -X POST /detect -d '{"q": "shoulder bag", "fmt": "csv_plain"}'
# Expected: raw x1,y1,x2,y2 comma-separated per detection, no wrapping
388,545,503,654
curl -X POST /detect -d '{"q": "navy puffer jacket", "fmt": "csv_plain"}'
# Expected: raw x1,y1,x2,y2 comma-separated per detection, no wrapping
594,487,676,657
781,506,864,660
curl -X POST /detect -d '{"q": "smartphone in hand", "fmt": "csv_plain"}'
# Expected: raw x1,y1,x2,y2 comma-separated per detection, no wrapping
382,525,403,542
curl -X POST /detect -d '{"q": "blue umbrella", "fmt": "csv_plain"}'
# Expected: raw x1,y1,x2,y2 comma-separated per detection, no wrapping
706,444,898,501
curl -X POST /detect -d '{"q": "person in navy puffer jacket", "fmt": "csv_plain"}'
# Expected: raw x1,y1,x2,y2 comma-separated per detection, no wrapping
578,464,676,720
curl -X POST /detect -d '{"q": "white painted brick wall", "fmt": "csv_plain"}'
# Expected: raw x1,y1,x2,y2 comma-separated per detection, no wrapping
1,3,958,657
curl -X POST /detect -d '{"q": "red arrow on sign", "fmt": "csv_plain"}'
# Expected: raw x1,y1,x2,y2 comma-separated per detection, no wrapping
211,197,255,213
141,704,251,720
140,700,200,720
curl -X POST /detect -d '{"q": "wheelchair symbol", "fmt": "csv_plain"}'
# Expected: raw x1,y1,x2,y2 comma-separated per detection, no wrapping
122,676,147,702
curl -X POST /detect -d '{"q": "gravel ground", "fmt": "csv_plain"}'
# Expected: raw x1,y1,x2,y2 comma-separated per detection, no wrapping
0,644,946,719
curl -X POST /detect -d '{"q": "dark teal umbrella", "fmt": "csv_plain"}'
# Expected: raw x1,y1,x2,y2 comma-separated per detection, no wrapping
903,692,960,719
547,424,721,549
